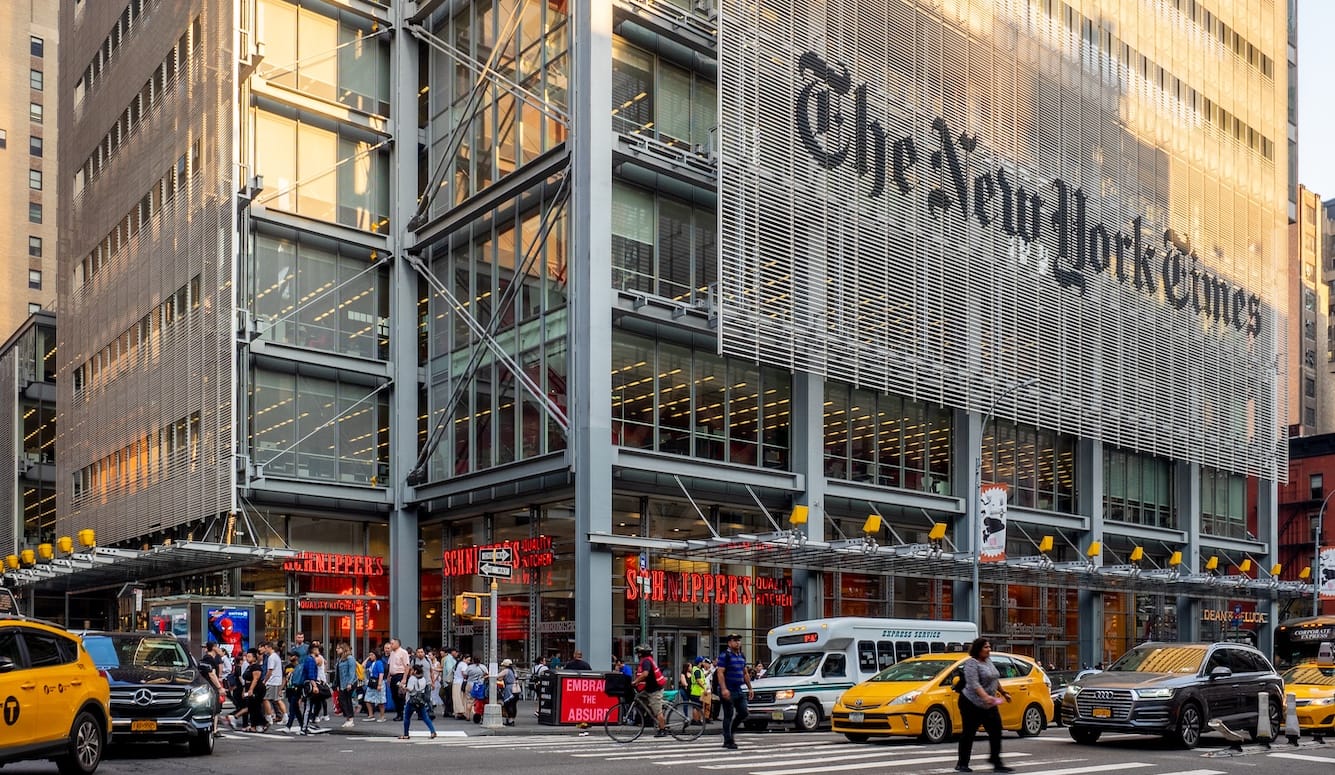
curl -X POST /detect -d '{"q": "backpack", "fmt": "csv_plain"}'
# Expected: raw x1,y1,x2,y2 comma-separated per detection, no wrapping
355,659,366,684
950,665,966,694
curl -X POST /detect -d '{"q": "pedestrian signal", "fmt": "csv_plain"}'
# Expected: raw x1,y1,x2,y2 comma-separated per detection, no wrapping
454,592,486,619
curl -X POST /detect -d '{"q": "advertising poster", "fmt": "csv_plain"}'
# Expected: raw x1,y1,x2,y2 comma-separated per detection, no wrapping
1320,546,1335,601
206,607,251,657
149,605,190,638
979,483,1009,563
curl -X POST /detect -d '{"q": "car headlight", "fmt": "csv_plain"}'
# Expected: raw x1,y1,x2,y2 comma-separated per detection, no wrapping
1132,688,1175,700
188,685,214,706
890,690,921,705
775,689,794,701
1309,696,1335,706
1067,685,1082,697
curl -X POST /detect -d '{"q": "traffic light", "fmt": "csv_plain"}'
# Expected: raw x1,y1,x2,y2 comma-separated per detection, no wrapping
454,592,486,619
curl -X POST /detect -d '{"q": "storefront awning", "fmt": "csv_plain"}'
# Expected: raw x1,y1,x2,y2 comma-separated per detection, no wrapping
588,532,1313,601
1,541,298,596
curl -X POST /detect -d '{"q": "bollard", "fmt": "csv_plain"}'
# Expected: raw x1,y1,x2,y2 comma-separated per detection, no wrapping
1284,691,1301,745
1256,692,1273,748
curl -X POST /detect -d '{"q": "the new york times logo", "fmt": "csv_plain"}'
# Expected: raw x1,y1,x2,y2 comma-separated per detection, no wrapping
794,51,1262,337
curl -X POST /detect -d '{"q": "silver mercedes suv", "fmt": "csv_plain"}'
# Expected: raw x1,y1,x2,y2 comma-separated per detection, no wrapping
1061,641,1284,749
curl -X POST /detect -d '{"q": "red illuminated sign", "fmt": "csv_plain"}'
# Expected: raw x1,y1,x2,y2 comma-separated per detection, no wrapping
283,551,385,577
442,536,554,578
624,559,793,607
558,676,613,724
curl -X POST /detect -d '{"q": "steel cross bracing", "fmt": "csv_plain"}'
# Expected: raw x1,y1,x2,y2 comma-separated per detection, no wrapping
405,170,572,482
405,0,559,230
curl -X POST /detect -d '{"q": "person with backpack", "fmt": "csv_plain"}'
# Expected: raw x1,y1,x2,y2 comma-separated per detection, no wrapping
497,658,519,726
632,644,668,738
397,663,438,739
954,638,1013,774
336,644,359,728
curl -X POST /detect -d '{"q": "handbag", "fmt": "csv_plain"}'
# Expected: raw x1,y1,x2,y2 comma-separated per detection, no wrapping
469,680,487,701
316,680,333,699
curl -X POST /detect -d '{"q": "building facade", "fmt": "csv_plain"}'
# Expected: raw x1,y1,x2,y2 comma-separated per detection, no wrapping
0,312,57,557
0,0,59,339
1277,433,1335,617
27,0,1301,669
1291,184,1322,435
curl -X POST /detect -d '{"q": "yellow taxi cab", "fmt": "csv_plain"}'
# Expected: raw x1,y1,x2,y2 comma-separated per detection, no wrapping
832,651,1053,743
1281,661,1335,733
0,590,111,774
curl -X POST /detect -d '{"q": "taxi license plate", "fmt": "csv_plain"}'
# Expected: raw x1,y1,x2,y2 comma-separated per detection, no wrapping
848,712,865,724
771,711,785,721
1091,707,1111,719
131,720,158,732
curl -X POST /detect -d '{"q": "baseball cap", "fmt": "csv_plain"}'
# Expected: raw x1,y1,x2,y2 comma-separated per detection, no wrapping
501,658,514,667
726,633,741,641
693,656,705,664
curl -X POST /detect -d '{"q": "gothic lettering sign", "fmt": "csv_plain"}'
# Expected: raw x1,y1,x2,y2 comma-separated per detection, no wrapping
624,563,793,607
283,552,385,577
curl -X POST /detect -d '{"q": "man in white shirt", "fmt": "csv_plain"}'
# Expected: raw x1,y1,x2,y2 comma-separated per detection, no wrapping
262,642,287,725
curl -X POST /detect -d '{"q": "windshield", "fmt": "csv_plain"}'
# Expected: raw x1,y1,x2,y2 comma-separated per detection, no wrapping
1282,664,1335,686
869,659,955,683
1106,645,1205,674
767,652,823,677
83,635,191,669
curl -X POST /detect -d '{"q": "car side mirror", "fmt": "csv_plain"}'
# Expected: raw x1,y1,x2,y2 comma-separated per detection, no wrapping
1318,642,1334,669
0,656,14,674
1209,666,1232,679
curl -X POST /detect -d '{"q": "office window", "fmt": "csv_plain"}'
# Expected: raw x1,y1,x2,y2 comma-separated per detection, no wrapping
28,304,41,315
30,70,43,91
29,270,41,290
30,136,42,157
1312,473,1324,500
29,169,42,190
28,237,41,257
31,36,43,57
0,128,6,148
28,203,41,223
30,103,42,123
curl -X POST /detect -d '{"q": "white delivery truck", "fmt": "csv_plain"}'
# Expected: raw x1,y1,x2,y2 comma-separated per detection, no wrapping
746,617,978,731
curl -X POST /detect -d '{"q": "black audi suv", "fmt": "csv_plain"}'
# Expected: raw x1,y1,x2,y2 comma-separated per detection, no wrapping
1061,641,1284,748
80,632,217,755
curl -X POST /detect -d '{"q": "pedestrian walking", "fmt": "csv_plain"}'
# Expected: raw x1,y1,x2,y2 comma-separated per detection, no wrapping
241,648,268,732
453,654,471,719
398,664,438,739
362,651,387,722
262,642,287,726
716,633,753,750
497,659,519,726
387,639,411,721
441,647,458,717
335,644,359,728
466,656,489,723
955,637,1013,774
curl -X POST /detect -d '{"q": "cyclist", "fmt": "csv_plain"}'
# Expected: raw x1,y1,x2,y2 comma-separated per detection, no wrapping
631,644,668,738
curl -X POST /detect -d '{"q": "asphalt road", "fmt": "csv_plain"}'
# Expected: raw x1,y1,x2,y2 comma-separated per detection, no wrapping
7,727,1335,775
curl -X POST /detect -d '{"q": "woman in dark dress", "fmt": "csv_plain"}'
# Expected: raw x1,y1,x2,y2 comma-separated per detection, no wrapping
242,648,268,732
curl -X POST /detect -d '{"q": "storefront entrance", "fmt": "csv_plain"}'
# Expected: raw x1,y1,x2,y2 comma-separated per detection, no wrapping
652,629,708,675
300,611,355,650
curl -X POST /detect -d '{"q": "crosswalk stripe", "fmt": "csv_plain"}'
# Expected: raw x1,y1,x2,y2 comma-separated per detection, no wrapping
1010,764,1152,775
1143,770,1228,775
699,748,935,769
1267,752,1335,763
750,753,965,774
596,740,851,761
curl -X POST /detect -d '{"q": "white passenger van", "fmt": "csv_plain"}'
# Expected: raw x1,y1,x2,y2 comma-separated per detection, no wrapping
747,617,978,731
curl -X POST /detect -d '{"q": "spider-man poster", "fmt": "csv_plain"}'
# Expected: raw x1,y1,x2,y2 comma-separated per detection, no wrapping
206,607,250,657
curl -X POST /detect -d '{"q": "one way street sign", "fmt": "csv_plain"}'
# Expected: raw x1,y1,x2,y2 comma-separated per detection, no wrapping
480,547,513,564
479,561,514,579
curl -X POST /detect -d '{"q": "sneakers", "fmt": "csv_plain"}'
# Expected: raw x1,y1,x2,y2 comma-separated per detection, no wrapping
654,728,667,738
953,768,972,773
992,767,1014,774
722,741,739,749
342,720,355,728
577,730,591,737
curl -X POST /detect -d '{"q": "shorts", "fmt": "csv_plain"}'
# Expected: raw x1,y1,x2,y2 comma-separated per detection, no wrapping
266,684,285,701
642,690,664,717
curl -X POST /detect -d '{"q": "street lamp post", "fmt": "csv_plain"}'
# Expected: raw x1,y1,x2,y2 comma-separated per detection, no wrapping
1316,490,1334,617
971,377,1039,628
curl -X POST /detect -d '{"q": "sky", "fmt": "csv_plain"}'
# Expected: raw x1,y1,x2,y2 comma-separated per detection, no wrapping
1300,0,1335,199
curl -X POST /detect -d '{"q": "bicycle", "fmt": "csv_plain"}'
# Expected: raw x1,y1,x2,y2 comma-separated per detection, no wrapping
599,673,705,743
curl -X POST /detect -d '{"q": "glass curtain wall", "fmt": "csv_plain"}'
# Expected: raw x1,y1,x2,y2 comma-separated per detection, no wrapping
1103,447,1177,528
1200,466,1247,539
823,383,952,494
611,181,717,306
256,0,390,115
249,370,390,485
611,35,716,154
981,419,1079,512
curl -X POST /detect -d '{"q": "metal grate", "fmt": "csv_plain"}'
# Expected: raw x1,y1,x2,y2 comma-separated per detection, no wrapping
717,0,1287,480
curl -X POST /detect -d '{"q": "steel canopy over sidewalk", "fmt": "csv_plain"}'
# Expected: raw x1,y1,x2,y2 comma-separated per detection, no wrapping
1,541,298,596
587,532,1313,601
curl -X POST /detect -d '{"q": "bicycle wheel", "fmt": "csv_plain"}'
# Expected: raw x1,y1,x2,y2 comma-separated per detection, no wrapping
665,700,705,741
604,699,647,743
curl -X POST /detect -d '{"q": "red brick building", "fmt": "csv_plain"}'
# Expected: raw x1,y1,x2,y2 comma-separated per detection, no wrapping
1278,433,1335,616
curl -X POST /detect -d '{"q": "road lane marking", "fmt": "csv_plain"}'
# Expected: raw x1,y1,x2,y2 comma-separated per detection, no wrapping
1267,752,1335,763
699,748,938,769
751,752,1031,775
1008,764,1152,775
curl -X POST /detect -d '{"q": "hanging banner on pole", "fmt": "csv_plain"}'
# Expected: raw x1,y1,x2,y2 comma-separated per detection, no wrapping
1319,546,1335,601
979,483,1009,563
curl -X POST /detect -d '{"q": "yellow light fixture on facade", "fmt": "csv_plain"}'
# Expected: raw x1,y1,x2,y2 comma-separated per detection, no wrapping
1299,566,1311,580
1037,535,1054,553
37,544,53,561
4,555,17,570
19,550,34,566
1168,551,1183,566
1085,541,1101,558
788,505,809,526
1236,559,1251,573
927,523,947,541
1205,556,1219,571
1129,546,1144,562
862,514,881,534
57,536,73,554
78,529,96,548
1270,563,1282,577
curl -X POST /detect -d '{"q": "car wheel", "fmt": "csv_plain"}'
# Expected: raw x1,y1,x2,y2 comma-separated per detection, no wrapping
794,701,821,732
1247,695,1285,740
1069,727,1100,744
844,733,870,743
921,706,951,744
1018,703,1046,737
189,727,215,755
55,710,104,775
1171,703,1202,749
